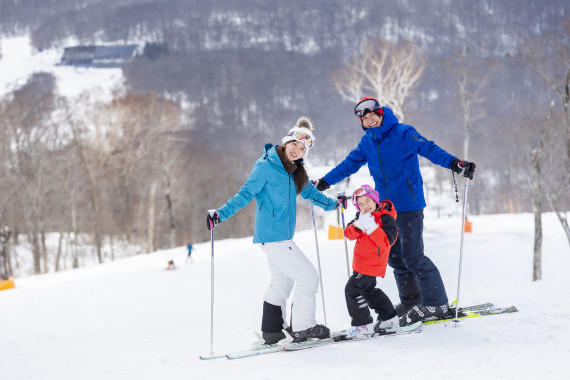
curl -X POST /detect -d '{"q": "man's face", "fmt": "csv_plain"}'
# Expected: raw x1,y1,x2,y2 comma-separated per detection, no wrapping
361,112,383,129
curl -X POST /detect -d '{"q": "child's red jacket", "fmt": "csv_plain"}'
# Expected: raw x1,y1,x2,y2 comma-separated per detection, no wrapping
344,200,398,278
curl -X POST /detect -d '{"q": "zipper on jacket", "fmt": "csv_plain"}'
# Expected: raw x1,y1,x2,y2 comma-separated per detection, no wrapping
311,198,327,206
406,178,416,201
287,174,291,236
377,146,389,198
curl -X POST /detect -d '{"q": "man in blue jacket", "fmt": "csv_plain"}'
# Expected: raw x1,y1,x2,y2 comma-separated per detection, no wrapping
315,96,476,325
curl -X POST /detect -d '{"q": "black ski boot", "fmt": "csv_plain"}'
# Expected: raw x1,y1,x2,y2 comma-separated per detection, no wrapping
395,302,419,317
292,324,330,342
400,304,450,326
262,331,286,345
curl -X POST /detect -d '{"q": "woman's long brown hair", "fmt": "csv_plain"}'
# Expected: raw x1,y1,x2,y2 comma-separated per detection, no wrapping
293,163,308,194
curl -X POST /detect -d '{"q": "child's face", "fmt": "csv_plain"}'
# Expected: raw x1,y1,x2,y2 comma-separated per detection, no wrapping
357,196,377,214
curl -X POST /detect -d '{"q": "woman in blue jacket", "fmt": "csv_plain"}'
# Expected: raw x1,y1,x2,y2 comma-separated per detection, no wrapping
315,97,476,325
207,117,341,344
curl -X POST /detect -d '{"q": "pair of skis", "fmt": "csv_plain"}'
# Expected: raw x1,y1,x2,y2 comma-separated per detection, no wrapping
202,321,422,360
200,302,518,360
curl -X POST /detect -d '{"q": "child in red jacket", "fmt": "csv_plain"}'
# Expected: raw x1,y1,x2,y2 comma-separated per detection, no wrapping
340,185,400,338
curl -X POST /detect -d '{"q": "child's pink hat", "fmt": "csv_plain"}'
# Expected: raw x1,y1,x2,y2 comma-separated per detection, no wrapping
351,185,380,211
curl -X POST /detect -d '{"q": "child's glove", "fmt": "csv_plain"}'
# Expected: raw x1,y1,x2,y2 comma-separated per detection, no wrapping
358,213,378,233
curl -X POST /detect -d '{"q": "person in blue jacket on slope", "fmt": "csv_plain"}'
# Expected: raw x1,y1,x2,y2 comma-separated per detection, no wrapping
314,96,476,325
207,116,346,344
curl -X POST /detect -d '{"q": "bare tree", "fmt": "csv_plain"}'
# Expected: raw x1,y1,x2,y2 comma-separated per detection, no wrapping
0,73,60,274
530,125,545,281
104,92,183,251
444,50,497,160
514,101,570,280
524,24,570,246
542,108,570,246
330,39,426,121
64,91,184,257
525,24,570,188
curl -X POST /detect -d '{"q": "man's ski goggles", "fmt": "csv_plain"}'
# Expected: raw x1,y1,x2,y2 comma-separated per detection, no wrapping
351,187,375,206
287,130,314,149
354,99,384,118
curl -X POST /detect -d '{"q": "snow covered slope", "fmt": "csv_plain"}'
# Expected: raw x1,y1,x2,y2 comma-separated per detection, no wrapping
1,211,569,380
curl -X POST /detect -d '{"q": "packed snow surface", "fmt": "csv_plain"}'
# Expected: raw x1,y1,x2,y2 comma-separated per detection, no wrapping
1,210,569,379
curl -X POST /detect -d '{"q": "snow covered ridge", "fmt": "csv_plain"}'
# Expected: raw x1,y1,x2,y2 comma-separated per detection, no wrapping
1,212,569,379
0,35,123,100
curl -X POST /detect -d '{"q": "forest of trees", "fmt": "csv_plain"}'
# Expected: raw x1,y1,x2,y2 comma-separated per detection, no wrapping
0,0,568,277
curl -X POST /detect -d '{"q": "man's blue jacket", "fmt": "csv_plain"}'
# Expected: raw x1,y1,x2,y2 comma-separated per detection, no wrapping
323,107,456,213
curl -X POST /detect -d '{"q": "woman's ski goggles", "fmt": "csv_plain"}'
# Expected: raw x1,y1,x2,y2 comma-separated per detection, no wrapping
287,130,314,149
351,187,376,206
354,98,384,118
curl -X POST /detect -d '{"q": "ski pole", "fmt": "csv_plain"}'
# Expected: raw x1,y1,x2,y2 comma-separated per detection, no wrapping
454,179,469,324
337,191,351,279
208,210,216,356
310,203,327,326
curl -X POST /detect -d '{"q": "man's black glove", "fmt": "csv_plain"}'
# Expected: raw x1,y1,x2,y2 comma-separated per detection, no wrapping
312,178,330,192
207,210,220,230
451,159,476,180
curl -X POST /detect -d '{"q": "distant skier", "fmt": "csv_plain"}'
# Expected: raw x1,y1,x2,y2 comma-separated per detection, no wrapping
186,242,193,263
207,116,344,344
314,96,476,325
166,260,176,270
340,185,400,338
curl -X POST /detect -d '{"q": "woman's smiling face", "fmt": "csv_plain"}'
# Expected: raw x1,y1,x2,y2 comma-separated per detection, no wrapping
285,140,306,161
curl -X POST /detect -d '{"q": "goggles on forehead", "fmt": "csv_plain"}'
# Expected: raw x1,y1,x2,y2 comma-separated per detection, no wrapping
287,130,314,149
354,98,383,118
351,187,376,206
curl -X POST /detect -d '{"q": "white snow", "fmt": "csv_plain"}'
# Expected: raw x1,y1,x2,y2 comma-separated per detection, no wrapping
1,204,569,379
0,36,123,100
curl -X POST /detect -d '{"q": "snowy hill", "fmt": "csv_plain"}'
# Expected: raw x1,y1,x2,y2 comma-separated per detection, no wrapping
1,211,569,380
0,36,122,99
